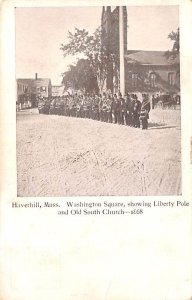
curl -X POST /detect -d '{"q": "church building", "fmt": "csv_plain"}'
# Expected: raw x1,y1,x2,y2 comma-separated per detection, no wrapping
101,6,180,95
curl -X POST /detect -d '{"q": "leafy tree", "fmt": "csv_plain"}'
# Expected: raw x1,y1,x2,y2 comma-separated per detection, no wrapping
169,28,180,52
165,28,180,59
60,27,116,93
61,59,98,93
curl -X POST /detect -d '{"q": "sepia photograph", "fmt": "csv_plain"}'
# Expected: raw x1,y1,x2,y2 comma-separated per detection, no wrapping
1,3,192,300
16,6,181,196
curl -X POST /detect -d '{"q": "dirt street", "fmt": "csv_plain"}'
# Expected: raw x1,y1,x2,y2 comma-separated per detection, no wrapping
17,108,181,196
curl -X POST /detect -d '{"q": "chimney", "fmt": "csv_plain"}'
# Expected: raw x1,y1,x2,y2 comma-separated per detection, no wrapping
35,73,38,80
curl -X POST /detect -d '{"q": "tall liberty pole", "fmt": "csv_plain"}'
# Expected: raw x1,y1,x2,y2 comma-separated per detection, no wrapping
119,6,125,96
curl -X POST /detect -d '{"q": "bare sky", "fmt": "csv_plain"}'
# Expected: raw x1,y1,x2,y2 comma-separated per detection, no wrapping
16,6,179,85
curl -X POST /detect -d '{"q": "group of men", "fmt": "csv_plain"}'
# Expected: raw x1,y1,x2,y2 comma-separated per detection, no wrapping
38,92,151,129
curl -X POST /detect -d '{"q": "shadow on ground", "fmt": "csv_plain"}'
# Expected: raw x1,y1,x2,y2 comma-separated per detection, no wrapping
148,122,176,130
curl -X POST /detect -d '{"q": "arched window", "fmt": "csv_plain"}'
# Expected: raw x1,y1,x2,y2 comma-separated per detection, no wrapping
150,73,156,88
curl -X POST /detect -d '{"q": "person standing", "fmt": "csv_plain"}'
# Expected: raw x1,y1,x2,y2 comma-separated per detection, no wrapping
76,95,81,118
139,94,151,129
65,95,70,116
131,95,141,128
152,94,156,109
119,95,126,125
102,94,108,122
87,94,92,119
16,99,19,112
98,94,103,121
81,95,86,118
124,94,132,126
92,95,100,120
111,94,120,124
106,94,113,123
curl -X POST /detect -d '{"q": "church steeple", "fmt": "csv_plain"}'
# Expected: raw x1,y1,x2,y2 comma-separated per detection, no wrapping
106,6,111,13
101,6,105,22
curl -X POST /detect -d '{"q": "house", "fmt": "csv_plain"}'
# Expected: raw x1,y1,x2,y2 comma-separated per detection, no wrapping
17,79,32,109
17,74,52,108
17,80,31,96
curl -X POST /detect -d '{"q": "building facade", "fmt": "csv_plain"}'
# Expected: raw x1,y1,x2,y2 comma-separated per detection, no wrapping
17,74,52,108
101,6,180,95
17,80,31,96
17,80,32,109
52,85,64,97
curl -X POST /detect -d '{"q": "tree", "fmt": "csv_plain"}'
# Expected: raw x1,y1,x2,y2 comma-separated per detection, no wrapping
165,28,180,59
60,27,115,93
61,59,98,93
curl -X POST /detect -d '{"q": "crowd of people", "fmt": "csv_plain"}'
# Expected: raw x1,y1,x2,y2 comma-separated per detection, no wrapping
38,92,151,129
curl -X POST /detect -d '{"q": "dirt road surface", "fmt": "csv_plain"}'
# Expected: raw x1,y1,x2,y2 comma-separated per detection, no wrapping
17,108,181,196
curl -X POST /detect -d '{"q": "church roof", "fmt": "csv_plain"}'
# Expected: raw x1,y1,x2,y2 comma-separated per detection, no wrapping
125,50,179,66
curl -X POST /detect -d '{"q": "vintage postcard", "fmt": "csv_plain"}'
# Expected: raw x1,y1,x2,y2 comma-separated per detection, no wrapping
16,5,181,197
0,0,192,300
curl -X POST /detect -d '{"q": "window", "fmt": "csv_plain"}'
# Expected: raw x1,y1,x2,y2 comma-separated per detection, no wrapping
168,73,175,86
40,86,46,92
150,73,156,88
132,73,138,88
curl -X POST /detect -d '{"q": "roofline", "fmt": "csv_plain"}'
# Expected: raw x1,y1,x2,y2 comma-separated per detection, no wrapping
16,78,51,81
126,63,180,66
125,50,179,53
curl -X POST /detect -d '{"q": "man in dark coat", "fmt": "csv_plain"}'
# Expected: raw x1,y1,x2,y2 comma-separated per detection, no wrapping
119,96,126,125
124,94,132,126
101,94,108,122
91,95,100,120
152,95,156,109
98,94,103,121
106,94,113,123
139,94,151,129
111,94,120,124
131,95,141,128
76,95,81,118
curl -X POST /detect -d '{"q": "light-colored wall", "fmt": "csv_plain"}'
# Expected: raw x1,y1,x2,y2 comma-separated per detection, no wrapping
31,81,50,97
125,64,180,93
17,82,31,96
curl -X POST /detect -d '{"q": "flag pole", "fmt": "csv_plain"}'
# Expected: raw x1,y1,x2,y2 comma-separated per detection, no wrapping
119,6,125,96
